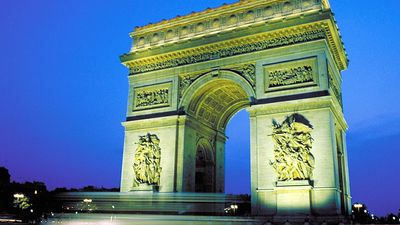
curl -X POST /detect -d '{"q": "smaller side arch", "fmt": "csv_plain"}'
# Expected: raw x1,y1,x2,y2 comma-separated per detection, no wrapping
195,138,215,192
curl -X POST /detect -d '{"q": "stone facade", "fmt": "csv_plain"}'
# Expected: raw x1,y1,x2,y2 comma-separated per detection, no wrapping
119,0,351,219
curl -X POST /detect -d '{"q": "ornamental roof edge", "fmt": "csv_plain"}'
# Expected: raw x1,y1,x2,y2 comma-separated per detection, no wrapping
132,0,330,36
134,0,273,32
121,20,349,72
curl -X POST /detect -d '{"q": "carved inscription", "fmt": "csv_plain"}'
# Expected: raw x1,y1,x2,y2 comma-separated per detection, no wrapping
133,133,162,187
270,114,315,181
128,30,326,74
269,65,313,87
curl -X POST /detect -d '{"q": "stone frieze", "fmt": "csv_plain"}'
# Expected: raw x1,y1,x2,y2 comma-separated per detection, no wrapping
133,83,171,110
269,65,313,87
135,89,169,108
128,29,326,74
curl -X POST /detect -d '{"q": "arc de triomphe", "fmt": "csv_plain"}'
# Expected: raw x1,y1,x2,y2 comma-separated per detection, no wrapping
119,0,351,218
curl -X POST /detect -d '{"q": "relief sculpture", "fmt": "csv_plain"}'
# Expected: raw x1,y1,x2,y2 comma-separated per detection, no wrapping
270,114,315,181
135,88,169,108
269,65,313,87
179,74,202,98
233,64,256,88
133,133,162,186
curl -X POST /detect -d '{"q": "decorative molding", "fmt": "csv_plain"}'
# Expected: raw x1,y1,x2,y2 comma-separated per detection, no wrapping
130,0,328,50
133,83,171,111
127,29,326,75
328,68,342,107
270,114,315,181
133,133,162,187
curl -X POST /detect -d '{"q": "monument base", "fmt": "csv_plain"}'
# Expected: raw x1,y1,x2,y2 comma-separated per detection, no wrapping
42,213,349,225
131,184,159,192
44,192,350,224
275,180,312,216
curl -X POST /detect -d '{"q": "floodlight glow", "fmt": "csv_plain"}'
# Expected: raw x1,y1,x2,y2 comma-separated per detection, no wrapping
13,193,24,198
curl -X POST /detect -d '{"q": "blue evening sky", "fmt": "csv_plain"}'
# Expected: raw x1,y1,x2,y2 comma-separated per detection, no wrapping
0,0,399,216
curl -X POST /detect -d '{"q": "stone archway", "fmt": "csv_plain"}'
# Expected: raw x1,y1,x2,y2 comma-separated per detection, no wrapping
195,138,215,193
120,0,352,218
175,70,254,193
180,70,255,132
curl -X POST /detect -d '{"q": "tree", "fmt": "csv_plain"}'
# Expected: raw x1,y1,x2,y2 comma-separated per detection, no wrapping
0,167,10,186
0,167,12,211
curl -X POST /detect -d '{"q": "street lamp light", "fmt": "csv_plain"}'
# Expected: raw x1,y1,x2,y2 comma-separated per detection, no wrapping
353,203,363,213
230,204,238,215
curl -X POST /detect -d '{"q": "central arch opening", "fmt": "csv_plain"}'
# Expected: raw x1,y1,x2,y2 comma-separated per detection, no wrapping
225,109,251,195
182,72,254,194
187,79,250,131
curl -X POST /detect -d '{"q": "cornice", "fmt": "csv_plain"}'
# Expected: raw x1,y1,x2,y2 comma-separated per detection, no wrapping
129,0,329,52
122,20,347,74
133,0,330,35
122,115,181,130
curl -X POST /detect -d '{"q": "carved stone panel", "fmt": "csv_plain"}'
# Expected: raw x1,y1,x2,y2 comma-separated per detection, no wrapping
133,83,171,111
270,114,315,181
133,133,162,187
264,57,318,92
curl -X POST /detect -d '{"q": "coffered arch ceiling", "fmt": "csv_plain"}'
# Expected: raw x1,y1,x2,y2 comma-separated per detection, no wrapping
187,79,250,131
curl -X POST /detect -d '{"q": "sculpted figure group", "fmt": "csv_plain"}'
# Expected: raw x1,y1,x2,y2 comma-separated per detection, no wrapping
270,114,315,181
269,65,313,87
133,133,162,186
135,89,169,108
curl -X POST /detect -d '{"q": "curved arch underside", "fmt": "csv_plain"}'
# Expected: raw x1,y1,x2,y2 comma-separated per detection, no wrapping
187,79,250,131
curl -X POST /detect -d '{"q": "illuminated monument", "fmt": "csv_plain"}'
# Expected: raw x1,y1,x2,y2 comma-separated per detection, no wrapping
42,0,352,224
119,0,351,221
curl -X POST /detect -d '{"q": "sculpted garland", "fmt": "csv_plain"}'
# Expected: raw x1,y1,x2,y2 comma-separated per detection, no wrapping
270,114,315,181
133,133,162,187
